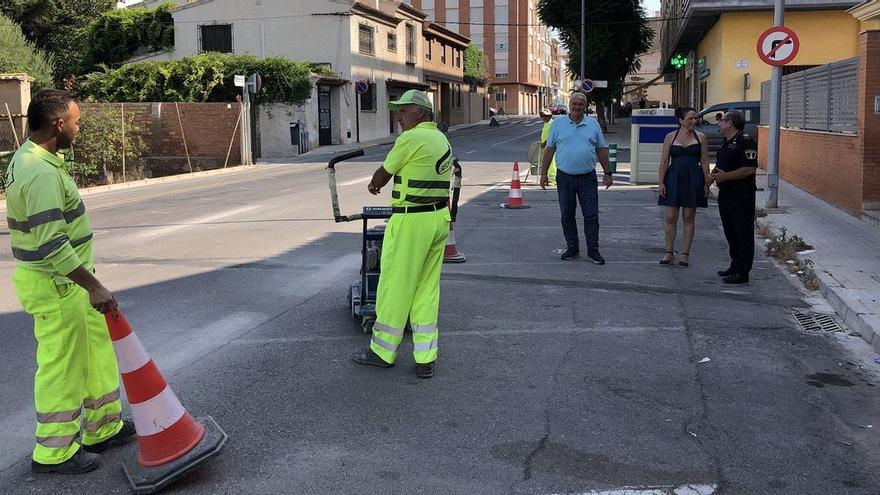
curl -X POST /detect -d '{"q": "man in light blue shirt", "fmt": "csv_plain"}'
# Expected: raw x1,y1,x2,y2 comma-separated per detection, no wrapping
540,92,613,263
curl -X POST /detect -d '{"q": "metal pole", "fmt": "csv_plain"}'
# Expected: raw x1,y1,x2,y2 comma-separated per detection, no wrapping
580,0,586,81
121,103,126,182
766,0,784,208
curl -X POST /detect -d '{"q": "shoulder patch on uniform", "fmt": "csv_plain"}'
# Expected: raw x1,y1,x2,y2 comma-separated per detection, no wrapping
745,150,758,160
742,133,752,139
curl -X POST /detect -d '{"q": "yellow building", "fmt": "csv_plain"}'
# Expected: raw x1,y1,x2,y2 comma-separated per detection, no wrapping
660,1,863,109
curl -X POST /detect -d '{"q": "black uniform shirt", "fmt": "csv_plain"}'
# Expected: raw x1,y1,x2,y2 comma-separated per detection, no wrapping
715,131,758,190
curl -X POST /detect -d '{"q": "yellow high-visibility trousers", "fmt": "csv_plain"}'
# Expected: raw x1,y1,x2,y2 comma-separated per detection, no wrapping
371,208,450,364
13,267,123,465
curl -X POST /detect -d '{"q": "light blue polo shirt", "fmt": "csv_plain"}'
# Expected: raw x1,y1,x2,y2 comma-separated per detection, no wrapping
546,115,607,175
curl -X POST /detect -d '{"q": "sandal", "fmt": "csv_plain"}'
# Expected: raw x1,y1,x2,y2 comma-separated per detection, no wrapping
678,252,690,267
660,251,675,265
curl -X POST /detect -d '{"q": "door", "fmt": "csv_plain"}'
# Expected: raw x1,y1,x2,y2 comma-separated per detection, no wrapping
318,85,332,146
388,90,400,135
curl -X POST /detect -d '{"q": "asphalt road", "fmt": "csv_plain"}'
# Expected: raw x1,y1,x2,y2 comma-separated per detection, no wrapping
1,117,879,494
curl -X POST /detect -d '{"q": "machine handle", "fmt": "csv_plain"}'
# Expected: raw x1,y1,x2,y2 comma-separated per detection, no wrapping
327,149,365,170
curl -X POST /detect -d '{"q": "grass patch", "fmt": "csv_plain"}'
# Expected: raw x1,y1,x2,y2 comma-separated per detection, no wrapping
757,223,819,291
755,207,768,218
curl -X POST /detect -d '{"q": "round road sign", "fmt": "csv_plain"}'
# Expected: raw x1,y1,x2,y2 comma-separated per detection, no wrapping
757,26,800,66
355,80,369,95
581,79,594,93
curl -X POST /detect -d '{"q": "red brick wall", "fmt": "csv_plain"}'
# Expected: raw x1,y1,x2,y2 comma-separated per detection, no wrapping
758,126,863,214
860,31,880,207
80,102,242,175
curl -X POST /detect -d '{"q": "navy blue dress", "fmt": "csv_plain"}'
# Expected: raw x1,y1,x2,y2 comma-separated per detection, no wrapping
658,130,708,208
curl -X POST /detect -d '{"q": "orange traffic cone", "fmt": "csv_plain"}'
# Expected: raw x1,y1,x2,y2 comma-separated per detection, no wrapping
105,310,227,494
443,221,466,263
500,161,530,209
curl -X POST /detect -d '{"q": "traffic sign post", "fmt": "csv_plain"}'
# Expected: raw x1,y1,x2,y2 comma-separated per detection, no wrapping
581,79,594,93
355,80,369,95
763,0,788,208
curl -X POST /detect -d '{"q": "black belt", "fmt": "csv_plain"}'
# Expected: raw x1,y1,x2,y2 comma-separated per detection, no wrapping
392,201,448,214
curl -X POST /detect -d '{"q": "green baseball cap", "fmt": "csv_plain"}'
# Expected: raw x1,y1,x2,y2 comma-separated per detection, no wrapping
387,89,433,111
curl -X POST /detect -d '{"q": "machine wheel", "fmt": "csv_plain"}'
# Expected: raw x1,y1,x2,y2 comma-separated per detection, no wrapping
361,317,375,334
349,283,360,320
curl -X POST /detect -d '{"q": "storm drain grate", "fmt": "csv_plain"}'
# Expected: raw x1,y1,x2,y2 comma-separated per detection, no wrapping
793,312,845,333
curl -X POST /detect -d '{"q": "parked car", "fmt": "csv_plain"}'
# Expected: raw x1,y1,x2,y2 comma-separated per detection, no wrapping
549,104,567,115
695,101,761,152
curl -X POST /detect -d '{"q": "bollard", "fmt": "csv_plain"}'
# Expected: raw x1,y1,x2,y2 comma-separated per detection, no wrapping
609,143,618,174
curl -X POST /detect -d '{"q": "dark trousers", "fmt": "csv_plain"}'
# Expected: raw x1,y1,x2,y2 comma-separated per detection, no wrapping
718,186,755,275
556,170,599,250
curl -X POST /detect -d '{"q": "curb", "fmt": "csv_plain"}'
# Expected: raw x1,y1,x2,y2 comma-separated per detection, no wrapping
814,267,880,353
0,165,259,211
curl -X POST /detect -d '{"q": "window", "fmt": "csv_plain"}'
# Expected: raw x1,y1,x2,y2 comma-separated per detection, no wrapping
495,72,509,79
360,83,377,112
199,24,233,53
494,92,507,102
387,32,397,53
425,38,432,60
454,48,461,68
359,24,374,55
406,24,416,64
440,43,447,64
453,84,462,108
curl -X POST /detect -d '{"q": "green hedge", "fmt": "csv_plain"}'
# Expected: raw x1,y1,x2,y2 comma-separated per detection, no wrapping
80,3,175,73
0,13,54,89
77,53,330,104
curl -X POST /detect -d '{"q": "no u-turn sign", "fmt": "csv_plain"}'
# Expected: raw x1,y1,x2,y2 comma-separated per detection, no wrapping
757,26,800,66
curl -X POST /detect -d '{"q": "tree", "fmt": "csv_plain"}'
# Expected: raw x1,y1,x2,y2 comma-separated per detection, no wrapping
80,3,175,73
537,0,652,131
463,43,488,86
0,0,115,82
0,13,54,89
68,105,146,184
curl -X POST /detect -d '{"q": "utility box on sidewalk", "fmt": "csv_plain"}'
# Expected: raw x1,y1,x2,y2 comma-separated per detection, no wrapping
629,108,678,185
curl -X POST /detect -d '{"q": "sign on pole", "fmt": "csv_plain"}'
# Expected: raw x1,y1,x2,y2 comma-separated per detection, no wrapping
581,79,594,93
355,80,369,95
234,75,245,87
757,26,799,66
593,80,608,88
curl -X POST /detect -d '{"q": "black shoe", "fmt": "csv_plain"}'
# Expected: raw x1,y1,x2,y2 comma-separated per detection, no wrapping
416,362,434,379
717,266,735,277
678,252,690,267
586,249,606,265
31,449,100,475
660,251,675,265
722,273,749,284
352,347,393,368
82,420,136,453
560,246,580,260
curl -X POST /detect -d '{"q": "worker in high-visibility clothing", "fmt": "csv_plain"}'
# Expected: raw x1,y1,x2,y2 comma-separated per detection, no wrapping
5,90,135,475
352,90,451,379
540,109,557,184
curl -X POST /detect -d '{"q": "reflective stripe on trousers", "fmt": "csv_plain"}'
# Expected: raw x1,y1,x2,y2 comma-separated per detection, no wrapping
13,267,123,465
370,208,448,364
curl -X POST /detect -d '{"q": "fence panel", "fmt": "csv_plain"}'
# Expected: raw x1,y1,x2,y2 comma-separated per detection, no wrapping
759,57,859,133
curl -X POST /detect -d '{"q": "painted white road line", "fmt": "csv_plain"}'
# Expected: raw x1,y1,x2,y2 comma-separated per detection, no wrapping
490,128,542,147
541,483,716,495
137,205,260,239
339,176,372,187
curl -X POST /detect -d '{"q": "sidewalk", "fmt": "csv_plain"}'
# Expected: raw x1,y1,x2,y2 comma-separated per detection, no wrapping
601,116,632,150
757,174,880,353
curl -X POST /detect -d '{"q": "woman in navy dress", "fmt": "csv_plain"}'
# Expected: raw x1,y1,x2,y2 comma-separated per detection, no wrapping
657,107,710,266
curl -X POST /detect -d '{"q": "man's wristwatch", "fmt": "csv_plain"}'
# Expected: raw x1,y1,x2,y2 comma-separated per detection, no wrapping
603,171,612,175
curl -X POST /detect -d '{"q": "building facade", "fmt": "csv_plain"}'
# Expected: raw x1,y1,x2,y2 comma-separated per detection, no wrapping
660,0,862,109
624,15,673,109
405,0,558,115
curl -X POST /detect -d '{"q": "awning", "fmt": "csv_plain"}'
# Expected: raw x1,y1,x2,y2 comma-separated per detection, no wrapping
316,76,348,87
386,78,430,91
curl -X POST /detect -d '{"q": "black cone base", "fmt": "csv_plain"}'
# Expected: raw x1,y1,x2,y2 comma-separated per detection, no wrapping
122,416,228,494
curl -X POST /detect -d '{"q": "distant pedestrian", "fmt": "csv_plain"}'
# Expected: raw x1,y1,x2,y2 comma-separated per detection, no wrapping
624,101,633,117
540,92,613,264
639,98,646,109
539,108,556,184
352,90,450,378
5,90,135,475
710,110,758,284
657,107,710,266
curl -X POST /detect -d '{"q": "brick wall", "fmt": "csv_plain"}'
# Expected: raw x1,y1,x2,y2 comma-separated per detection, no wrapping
758,126,862,214
80,102,242,176
860,30,880,208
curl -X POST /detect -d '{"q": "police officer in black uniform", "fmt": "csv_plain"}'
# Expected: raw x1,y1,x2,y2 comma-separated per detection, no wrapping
710,110,758,284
